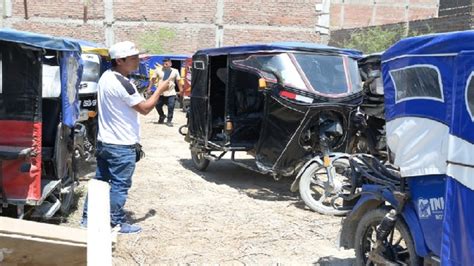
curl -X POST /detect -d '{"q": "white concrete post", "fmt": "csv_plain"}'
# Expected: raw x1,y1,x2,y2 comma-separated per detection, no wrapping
215,0,224,47
104,0,114,47
316,0,330,44
87,179,112,266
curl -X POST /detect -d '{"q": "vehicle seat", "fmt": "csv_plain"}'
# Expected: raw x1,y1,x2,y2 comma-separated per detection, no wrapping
230,71,264,143
41,98,61,147
209,67,227,138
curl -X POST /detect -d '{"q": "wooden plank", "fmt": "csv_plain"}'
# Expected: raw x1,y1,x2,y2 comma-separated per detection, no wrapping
87,179,112,266
0,216,86,244
0,217,86,265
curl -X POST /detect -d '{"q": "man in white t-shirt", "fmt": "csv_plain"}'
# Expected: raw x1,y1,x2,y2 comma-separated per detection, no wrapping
81,41,169,234
153,58,183,127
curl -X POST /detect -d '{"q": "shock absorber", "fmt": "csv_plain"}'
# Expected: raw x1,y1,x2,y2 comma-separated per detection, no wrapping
376,209,397,241
368,209,399,266
320,136,335,190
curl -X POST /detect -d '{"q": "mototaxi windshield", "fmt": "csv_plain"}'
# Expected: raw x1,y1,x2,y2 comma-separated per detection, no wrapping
81,53,101,83
233,52,362,98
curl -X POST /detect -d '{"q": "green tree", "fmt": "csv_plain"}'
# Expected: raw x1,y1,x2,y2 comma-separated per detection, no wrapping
137,28,176,54
342,25,419,54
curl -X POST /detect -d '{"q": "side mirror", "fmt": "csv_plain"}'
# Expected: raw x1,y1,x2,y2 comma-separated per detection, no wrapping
368,69,381,79
261,66,283,85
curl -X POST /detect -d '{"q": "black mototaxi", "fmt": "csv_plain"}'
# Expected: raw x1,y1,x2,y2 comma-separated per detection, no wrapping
184,42,368,185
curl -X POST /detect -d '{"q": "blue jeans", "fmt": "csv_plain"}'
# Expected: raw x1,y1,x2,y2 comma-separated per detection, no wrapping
82,142,136,226
156,95,176,122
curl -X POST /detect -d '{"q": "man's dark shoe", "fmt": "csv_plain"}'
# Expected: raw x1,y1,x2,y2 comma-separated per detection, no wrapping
158,115,166,124
118,223,142,234
79,218,87,229
166,121,173,127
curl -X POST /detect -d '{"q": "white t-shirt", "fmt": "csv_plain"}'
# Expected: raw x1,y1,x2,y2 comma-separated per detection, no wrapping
97,69,144,145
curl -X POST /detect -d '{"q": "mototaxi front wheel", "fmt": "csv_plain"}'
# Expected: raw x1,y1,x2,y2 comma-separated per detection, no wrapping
298,158,351,216
354,207,421,266
191,149,210,171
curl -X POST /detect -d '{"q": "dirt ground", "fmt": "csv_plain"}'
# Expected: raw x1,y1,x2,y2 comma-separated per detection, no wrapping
65,109,356,265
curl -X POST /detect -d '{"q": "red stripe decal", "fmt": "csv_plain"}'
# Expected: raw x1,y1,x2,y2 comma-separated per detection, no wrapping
280,90,296,99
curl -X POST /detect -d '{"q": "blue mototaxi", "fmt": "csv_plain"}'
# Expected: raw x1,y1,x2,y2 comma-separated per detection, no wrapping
339,30,474,265
135,54,191,92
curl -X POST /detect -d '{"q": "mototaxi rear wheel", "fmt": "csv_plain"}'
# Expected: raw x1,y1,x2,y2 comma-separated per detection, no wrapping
59,155,77,215
354,207,421,266
191,149,210,171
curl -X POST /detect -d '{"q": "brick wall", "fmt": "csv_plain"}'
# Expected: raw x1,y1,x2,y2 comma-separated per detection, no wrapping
11,21,106,43
114,0,216,23
329,12,473,49
3,0,324,53
114,24,216,54
439,0,472,16
12,0,104,20
223,0,320,28
2,0,440,54
330,0,439,30
224,28,320,45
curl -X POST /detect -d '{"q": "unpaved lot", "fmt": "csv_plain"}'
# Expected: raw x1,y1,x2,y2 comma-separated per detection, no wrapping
66,110,355,265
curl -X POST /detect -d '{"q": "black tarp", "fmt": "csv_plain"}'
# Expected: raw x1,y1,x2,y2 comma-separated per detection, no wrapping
0,41,42,121
255,89,360,176
189,54,209,141
255,93,308,175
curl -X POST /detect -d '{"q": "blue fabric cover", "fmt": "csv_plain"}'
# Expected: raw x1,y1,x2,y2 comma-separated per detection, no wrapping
383,30,474,61
0,28,81,51
60,52,83,128
442,177,474,265
382,30,474,264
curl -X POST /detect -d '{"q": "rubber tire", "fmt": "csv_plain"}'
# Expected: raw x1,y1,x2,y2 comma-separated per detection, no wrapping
182,104,190,113
299,160,350,216
59,157,76,215
191,149,210,171
354,207,421,266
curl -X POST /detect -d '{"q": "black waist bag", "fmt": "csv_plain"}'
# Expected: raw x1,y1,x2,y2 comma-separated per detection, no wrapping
135,143,145,162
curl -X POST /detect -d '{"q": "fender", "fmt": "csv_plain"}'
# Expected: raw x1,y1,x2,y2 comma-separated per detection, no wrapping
339,185,384,249
338,184,430,257
379,188,431,257
290,152,350,192
400,203,431,257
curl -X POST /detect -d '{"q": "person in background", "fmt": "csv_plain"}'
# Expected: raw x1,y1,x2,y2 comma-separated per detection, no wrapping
152,58,183,127
81,41,169,234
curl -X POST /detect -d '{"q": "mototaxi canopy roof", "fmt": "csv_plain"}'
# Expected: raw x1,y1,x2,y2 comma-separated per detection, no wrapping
194,42,362,58
0,28,81,52
383,30,474,61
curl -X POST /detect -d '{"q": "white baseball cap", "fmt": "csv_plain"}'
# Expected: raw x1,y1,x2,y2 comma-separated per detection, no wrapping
109,41,140,59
